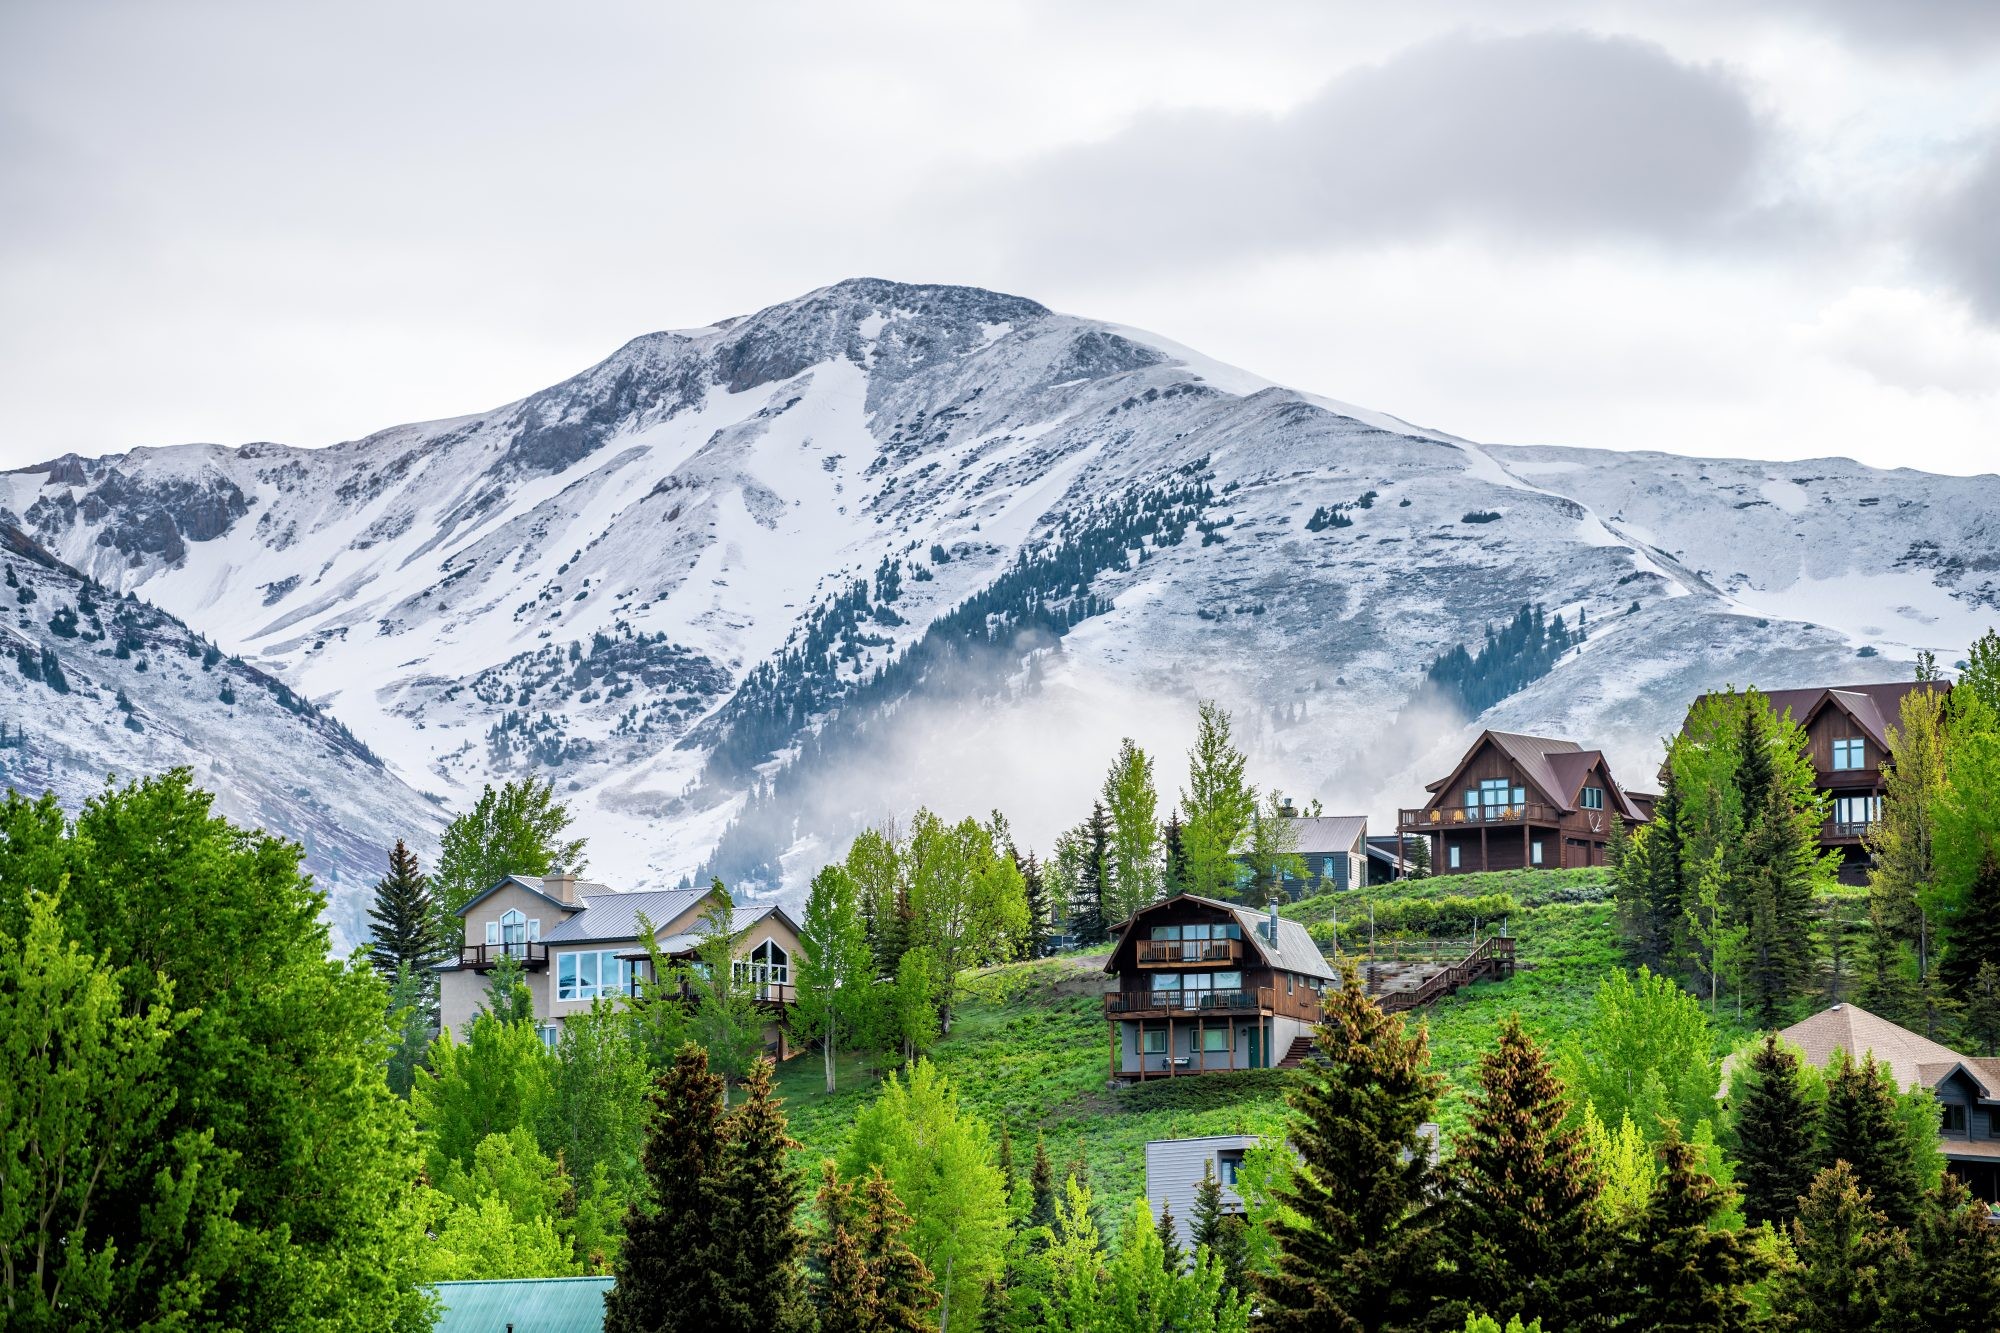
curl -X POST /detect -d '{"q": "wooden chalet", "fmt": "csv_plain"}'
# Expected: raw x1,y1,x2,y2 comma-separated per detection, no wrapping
1398,730,1652,875
1102,894,1336,1081
1680,681,1949,886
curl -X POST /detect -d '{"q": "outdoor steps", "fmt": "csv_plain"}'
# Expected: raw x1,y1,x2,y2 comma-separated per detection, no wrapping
1276,1035,1317,1069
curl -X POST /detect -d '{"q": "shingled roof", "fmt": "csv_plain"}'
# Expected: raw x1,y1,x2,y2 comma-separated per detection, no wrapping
1424,731,1646,819
1769,1001,1998,1101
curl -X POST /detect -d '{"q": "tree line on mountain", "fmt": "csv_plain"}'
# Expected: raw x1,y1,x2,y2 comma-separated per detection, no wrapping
1613,631,2000,1053
1420,603,1586,719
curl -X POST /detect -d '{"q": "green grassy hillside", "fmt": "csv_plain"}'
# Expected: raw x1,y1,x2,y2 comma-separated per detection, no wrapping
776,868,1754,1210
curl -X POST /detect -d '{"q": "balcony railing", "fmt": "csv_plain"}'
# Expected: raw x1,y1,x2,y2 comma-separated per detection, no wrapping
1824,819,1877,841
1105,986,1323,1024
458,941,549,972
1136,938,1244,967
1399,803,1563,831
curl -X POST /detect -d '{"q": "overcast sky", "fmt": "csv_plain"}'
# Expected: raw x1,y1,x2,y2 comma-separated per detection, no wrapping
3,0,1998,475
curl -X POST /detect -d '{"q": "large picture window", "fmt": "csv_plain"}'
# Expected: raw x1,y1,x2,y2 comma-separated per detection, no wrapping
557,950,635,1002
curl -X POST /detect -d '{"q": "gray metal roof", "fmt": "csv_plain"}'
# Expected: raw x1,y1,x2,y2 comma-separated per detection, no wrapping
539,887,706,945
1286,815,1367,854
1176,893,1337,983
619,902,794,957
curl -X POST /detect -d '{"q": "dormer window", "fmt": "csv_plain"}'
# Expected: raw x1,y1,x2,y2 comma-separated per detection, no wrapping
487,908,539,957
1580,787,1604,810
1832,738,1865,771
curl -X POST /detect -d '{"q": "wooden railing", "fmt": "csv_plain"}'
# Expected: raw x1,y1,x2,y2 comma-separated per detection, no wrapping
458,941,549,971
1135,938,1243,967
1376,936,1514,1015
1823,819,1876,841
1105,986,1323,1024
1398,803,1564,831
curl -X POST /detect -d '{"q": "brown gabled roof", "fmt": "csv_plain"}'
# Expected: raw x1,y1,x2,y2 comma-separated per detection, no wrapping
1690,681,1947,750
1423,731,1643,820
1772,1002,1997,1101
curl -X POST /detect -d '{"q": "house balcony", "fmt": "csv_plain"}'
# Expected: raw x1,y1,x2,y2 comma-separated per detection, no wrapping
1135,938,1244,967
1398,803,1564,832
458,941,549,972
1105,985,1322,1025
1822,818,1877,843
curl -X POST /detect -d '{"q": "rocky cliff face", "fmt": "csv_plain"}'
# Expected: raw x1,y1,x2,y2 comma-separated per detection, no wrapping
4,279,1995,920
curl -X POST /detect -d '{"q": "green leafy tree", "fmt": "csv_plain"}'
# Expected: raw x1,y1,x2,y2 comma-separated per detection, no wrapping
606,1043,732,1333
1006,1176,1107,1331
1098,1193,1249,1333
414,1009,554,1179
1558,966,1721,1144
850,825,910,981
1243,790,1309,906
888,944,942,1063
1618,1125,1765,1333
385,962,434,1098
368,838,443,979
1578,1104,1656,1229
0,772,432,1330
479,950,536,1025
421,1125,590,1279
1730,1034,1820,1228
1867,685,1951,985
1180,700,1256,899
842,1059,1010,1332
1819,1051,1924,1230
628,911,693,1071
691,881,766,1094
538,999,650,1201
1448,1016,1604,1328
434,778,587,945
1772,1162,1916,1333
1684,847,1749,1018
1102,738,1163,925
1258,958,1444,1333
797,863,876,1092
905,811,1029,1030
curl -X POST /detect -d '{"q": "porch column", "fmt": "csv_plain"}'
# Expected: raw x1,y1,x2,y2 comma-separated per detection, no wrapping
1479,825,1488,872
1524,823,1530,869
1168,1015,1175,1077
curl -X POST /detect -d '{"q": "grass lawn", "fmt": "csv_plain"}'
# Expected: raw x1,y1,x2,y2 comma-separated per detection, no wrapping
774,869,1761,1213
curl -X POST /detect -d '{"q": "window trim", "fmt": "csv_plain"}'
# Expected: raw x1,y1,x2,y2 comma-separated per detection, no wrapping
1831,737,1865,771
1142,1028,1168,1055
1580,786,1604,811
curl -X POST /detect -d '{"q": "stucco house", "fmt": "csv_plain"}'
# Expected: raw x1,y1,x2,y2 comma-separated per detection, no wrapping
436,871,802,1055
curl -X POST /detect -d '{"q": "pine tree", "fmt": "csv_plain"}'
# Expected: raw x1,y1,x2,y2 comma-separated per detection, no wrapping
997,1124,1016,1198
1069,803,1110,945
1448,1016,1603,1328
1163,811,1189,892
713,1057,812,1331
1028,1136,1057,1231
858,1167,938,1333
816,1164,880,1333
1191,1161,1249,1299
1020,853,1050,959
1731,1034,1820,1228
1942,853,2000,996
1773,1162,1916,1333
1156,1200,1186,1272
1258,958,1444,1332
384,963,432,1098
1620,1125,1766,1333
815,1163,938,1333
1820,1051,1924,1230
1908,1173,2000,1333
1403,834,1431,880
367,839,442,980
1963,960,2000,1056
606,1043,731,1333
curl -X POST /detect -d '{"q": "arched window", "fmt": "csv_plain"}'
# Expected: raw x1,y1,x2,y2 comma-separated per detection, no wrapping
734,938,790,993
499,909,526,956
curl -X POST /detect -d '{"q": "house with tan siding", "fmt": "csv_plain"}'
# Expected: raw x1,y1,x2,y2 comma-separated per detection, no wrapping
438,871,802,1056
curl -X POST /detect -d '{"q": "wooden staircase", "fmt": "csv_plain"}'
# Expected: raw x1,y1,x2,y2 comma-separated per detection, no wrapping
1373,935,1515,1015
1276,1035,1317,1069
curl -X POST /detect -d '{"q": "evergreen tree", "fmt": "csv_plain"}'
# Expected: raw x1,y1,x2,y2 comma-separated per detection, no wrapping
1028,1136,1057,1231
1069,803,1111,944
1403,834,1431,880
606,1043,731,1333
367,838,443,980
1243,790,1309,906
858,1167,938,1333
1773,1162,1916,1333
851,826,911,981
1191,1160,1249,1299
1258,959,1445,1332
1730,1034,1820,1228
816,1164,881,1333
1908,1173,2000,1333
713,1058,812,1332
1163,810,1189,893
1941,853,2000,996
1963,960,2000,1055
1619,1125,1766,1333
1448,1016,1603,1328
1102,737,1163,925
1819,1051,1925,1231
1156,1199,1186,1272
385,962,433,1098
1019,852,1051,958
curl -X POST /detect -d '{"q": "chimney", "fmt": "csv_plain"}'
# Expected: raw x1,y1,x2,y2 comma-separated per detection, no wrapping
546,868,580,905
1278,797,1298,819
1266,898,1280,945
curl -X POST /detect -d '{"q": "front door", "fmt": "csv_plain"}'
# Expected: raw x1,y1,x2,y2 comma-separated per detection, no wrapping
1246,1023,1261,1070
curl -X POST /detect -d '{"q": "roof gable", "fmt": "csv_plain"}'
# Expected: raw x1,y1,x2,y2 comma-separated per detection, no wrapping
540,886,711,945
454,874,585,919
1103,893,1336,984
1424,731,1581,811
1774,1001,1992,1097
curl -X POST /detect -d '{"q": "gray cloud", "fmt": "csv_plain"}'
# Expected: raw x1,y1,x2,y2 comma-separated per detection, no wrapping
1765,0,2000,52
1925,136,2000,321
995,30,1764,268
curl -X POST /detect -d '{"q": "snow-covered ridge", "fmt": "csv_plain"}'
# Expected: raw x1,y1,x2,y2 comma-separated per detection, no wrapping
3,278,1995,919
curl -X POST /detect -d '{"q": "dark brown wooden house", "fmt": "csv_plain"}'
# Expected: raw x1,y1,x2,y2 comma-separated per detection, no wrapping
1398,731,1651,875
1681,681,1949,885
1102,894,1336,1081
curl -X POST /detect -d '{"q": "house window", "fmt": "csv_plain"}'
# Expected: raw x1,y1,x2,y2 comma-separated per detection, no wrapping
1941,1103,1968,1134
1449,846,1462,869
1531,841,1544,866
734,938,791,990
1834,795,1882,830
1471,779,1524,817
1832,738,1865,771
1217,1149,1245,1187
536,1024,560,1051
1151,972,1183,995
557,950,636,1002
1151,924,1182,941
499,909,528,957
1202,1027,1229,1053
1580,787,1604,810
1142,1028,1168,1055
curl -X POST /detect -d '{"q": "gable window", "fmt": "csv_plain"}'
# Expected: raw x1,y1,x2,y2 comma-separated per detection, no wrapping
734,939,791,994
1580,786,1604,810
498,909,528,957
1467,779,1525,818
1832,737,1865,771
1941,1103,1968,1134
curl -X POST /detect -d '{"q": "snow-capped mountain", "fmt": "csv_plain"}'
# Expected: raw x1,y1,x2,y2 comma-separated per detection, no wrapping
5,278,1995,927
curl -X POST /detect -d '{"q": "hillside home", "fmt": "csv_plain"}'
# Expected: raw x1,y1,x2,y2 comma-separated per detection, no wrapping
1103,895,1336,1081
433,1276,613,1332
1678,681,1949,885
1398,731,1652,875
1275,813,1369,897
437,872,802,1056
1759,1002,2000,1204
1145,1134,1258,1250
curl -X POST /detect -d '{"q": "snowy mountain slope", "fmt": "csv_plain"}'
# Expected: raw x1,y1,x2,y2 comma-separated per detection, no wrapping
0,523,440,945
5,278,1996,918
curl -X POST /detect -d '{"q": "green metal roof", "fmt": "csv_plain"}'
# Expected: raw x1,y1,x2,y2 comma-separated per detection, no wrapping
433,1277,613,1332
